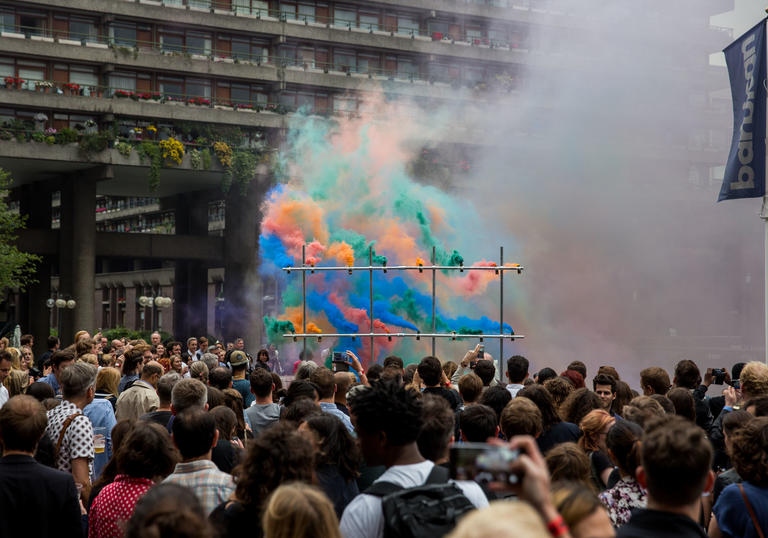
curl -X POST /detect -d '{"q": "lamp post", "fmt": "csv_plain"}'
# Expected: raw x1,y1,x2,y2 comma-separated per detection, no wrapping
46,295,76,338
138,295,172,332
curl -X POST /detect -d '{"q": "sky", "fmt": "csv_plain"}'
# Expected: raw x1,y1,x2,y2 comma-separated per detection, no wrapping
712,0,766,65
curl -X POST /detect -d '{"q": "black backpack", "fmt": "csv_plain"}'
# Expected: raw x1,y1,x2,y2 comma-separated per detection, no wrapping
364,465,476,538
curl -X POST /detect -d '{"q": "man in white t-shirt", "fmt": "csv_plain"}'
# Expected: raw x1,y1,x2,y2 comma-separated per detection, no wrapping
0,352,10,408
340,382,488,538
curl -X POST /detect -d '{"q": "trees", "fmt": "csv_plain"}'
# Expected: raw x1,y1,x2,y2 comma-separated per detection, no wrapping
0,168,40,294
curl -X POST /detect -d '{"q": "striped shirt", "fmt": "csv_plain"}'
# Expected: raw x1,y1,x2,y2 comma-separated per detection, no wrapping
163,459,235,515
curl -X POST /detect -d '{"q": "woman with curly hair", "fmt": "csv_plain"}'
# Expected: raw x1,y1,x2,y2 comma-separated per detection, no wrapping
710,417,768,537
299,413,362,517
578,409,615,492
560,387,603,426
209,422,316,537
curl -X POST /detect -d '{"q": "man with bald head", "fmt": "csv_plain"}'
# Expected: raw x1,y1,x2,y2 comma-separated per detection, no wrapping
116,361,163,421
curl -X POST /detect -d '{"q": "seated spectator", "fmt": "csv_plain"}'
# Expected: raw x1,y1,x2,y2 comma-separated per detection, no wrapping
89,421,178,537
561,388,603,426
599,420,646,527
552,481,614,538
116,361,163,421
618,416,714,537
126,483,215,538
445,500,549,538
535,367,558,384
544,377,575,410
417,394,456,465
0,395,82,537
310,367,355,434
640,367,670,396
519,384,580,454
458,373,483,406
299,413,361,517
649,394,675,414
141,372,180,428
667,387,696,422
339,382,488,537
165,409,235,515
622,396,666,429
710,417,768,536
419,356,461,411
506,355,529,397
262,483,341,538
593,374,619,418
712,410,752,504
545,443,593,488
500,397,543,440
459,404,499,442
478,385,512,425
673,359,713,432
209,423,316,537
578,409,615,492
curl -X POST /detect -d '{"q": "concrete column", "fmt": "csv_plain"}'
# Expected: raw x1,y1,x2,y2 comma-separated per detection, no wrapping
59,174,97,345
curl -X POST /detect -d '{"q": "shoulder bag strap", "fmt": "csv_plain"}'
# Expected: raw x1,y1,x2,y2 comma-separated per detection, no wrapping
738,484,766,538
424,464,450,485
364,481,403,498
55,412,82,460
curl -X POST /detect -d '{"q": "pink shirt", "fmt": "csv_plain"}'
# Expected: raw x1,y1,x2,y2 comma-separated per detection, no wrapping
88,474,153,538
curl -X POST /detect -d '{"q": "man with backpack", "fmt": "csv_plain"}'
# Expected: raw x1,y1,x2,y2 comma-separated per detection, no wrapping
340,381,488,538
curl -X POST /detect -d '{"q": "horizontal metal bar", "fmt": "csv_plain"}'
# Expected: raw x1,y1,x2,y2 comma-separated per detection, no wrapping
282,265,523,272
283,333,523,340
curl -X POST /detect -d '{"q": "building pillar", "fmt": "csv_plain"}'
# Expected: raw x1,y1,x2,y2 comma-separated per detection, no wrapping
59,174,97,345
223,176,270,349
172,192,210,339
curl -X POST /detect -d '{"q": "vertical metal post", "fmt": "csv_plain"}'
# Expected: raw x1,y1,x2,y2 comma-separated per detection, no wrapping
369,246,374,363
431,246,436,357
499,246,505,383
302,244,307,357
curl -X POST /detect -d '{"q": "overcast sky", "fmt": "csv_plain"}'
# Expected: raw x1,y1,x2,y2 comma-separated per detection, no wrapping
713,0,765,36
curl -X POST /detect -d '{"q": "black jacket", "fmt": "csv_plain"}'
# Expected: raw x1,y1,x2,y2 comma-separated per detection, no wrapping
0,454,82,537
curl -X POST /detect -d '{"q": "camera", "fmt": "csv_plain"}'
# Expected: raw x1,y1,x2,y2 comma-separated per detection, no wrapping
331,350,350,372
449,443,519,486
477,345,484,359
712,368,727,385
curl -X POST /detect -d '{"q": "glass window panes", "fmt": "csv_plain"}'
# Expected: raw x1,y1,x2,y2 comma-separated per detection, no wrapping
397,15,418,35
186,78,211,98
334,8,355,27
359,13,378,31
1,11,14,32
280,2,296,19
187,32,212,55
110,24,136,47
70,18,97,41
334,50,355,71
160,32,183,53
110,73,137,91
159,77,183,98
188,0,211,8
298,4,315,22
70,67,98,87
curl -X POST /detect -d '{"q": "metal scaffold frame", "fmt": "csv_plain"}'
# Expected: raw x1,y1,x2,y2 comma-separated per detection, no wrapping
282,245,524,381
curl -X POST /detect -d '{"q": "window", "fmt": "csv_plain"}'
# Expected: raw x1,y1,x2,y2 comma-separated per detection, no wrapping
109,72,137,92
397,15,419,35
0,58,13,78
231,37,269,63
358,54,379,74
1,10,15,32
17,60,45,90
159,29,184,53
70,18,97,42
359,13,379,31
159,76,184,99
188,0,210,8
333,96,356,113
397,58,417,79
110,23,136,47
298,4,315,22
186,78,211,98
333,50,355,72
296,92,315,111
18,12,46,37
299,47,315,69
334,7,355,27
187,31,212,55
280,2,296,19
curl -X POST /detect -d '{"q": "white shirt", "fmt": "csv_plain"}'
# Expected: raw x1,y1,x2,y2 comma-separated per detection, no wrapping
506,383,525,398
0,385,8,408
340,460,488,538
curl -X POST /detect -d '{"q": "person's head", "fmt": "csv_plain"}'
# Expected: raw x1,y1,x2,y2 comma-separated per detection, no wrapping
445,500,549,538
254,348,268,363
473,359,495,386
141,361,164,387
379,366,403,385
300,413,361,481
172,408,217,460
51,348,76,379
309,368,336,400
673,359,700,390
506,355,529,384
95,367,121,398
591,374,617,411
648,394,675,414
295,361,319,381
416,394,455,463
403,363,418,385
209,367,232,391
171,378,208,414
730,416,768,487
382,355,404,372
234,338,244,350
283,381,319,407
622,396,666,429
544,377,574,409
732,362,747,381
47,335,60,350
500,397,542,439
207,386,225,409
459,404,498,442
605,419,643,478
126,483,214,538
596,365,620,381
551,482,613,538
578,409,614,453
350,381,422,466
740,361,768,399
157,372,181,408
366,363,384,383
666,387,696,422
442,361,458,381
169,341,182,356
546,443,592,486
638,416,714,507
478,385,512,424
640,366,670,395
722,410,753,455
417,356,443,387
250,368,275,399
536,367,557,384
26,381,54,402
334,371,353,402
60,361,97,403
229,351,249,375
116,421,178,479
0,395,48,453
189,361,209,384
458,373,483,404
282,398,322,425
74,330,90,343
262,483,341,538
211,405,238,442
150,332,162,346
234,423,315,509
744,396,768,416
518,384,561,430
560,369,585,389
186,338,198,353
566,361,587,380
20,346,33,370
560,388,603,426
201,353,219,373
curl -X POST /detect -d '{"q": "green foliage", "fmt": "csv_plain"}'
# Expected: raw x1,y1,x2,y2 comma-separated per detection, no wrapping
102,326,172,343
45,136,55,145
189,149,201,169
137,141,162,192
115,141,133,157
0,169,41,293
56,127,79,145
78,132,111,159
201,148,212,170
230,150,260,193
31,132,45,143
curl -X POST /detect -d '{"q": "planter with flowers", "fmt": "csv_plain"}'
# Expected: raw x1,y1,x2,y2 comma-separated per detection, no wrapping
63,83,81,96
235,103,255,112
114,89,134,99
36,80,54,93
4,76,24,89
187,97,211,107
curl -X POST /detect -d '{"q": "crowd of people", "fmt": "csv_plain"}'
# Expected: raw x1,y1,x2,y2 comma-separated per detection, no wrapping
0,332,767,538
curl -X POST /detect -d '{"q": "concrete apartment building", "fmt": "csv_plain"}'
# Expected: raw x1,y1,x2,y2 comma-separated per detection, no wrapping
0,0,733,354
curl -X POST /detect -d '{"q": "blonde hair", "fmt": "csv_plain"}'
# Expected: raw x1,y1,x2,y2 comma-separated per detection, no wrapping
74,331,90,343
578,409,614,452
446,500,548,538
7,369,29,397
552,482,605,531
96,367,121,398
79,354,99,366
20,345,33,369
740,361,768,398
7,347,20,370
262,483,340,538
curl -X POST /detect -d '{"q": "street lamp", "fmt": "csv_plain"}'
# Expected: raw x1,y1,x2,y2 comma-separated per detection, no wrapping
137,295,172,331
47,294,76,338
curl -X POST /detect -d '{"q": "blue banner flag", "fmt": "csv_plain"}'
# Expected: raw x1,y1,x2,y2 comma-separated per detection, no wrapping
720,19,767,202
